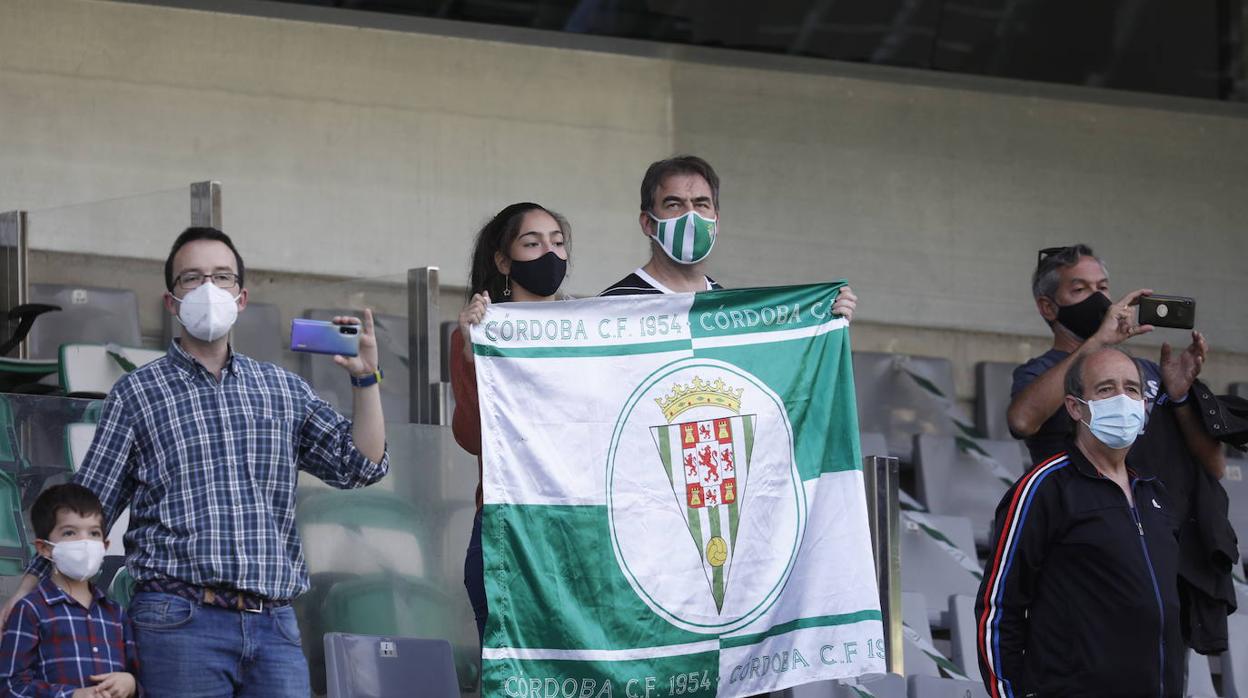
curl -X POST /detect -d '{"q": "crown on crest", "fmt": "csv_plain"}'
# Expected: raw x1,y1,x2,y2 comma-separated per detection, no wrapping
655,376,743,422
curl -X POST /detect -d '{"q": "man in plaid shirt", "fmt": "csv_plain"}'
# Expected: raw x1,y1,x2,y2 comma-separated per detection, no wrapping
1,228,389,696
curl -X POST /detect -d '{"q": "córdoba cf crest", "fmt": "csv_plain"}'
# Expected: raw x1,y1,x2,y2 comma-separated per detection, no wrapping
651,377,756,613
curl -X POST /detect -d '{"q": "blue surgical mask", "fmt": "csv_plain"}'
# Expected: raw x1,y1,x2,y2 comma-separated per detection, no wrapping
1076,393,1146,450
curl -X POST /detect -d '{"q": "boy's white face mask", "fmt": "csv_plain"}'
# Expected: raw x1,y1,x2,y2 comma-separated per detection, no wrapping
46,539,106,581
174,282,240,342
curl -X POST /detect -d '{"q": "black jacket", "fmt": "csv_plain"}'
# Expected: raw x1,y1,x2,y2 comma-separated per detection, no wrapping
975,445,1183,698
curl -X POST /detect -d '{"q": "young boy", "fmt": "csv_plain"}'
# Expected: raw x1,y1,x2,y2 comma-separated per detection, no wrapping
0,484,138,697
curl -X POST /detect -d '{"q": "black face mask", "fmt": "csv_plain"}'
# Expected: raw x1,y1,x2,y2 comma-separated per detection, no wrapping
1055,292,1111,340
509,251,567,298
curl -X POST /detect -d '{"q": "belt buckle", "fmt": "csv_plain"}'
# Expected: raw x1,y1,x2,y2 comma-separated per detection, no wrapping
241,595,262,614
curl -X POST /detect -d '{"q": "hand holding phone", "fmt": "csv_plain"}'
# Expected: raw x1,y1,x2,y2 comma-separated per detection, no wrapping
1137,294,1196,330
290,318,361,357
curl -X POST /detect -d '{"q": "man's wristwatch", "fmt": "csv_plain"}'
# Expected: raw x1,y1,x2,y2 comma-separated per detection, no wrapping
350,368,383,388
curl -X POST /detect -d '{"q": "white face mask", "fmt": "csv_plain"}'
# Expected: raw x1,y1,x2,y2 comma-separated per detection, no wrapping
46,539,106,581
1076,393,1146,450
174,282,240,342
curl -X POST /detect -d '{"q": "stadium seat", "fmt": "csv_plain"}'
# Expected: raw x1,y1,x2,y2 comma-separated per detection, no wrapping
901,592,987,697
947,595,981,684
58,344,164,398
0,357,59,394
64,422,95,470
0,469,27,575
974,361,1016,442
320,575,477,691
852,352,957,462
901,592,939,678
1185,648,1218,698
300,310,410,423
913,434,1026,548
107,565,135,607
1224,459,1248,563
323,633,458,698
26,285,141,360
901,513,980,628
1225,613,1248,698
1230,382,1247,398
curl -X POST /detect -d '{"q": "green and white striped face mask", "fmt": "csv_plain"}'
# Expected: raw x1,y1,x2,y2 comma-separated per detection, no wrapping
647,210,717,265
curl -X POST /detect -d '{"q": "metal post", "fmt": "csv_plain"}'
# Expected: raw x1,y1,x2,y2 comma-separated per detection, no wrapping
0,211,28,358
190,181,222,228
864,455,903,675
407,267,441,425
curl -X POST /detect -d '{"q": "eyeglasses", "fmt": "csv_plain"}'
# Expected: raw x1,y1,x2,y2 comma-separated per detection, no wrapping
1037,246,1072,266
175,272,239,290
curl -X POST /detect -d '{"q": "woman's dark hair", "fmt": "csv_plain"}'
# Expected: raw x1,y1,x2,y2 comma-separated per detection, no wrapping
467,203,571,300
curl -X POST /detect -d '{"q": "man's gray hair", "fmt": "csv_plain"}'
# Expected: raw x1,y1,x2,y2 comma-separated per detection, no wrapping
1064,346,1145,400
1032,244,1107,300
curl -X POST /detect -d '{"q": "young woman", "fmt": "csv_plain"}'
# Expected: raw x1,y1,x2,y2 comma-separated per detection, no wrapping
450,202,571,643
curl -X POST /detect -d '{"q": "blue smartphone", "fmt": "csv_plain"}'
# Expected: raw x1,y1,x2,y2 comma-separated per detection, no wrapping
290,319,360,357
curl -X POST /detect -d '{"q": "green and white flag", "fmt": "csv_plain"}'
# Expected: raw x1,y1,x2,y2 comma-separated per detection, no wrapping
472,282,885,697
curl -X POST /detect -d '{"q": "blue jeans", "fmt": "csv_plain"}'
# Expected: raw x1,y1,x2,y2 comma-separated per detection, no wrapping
129,591,311,697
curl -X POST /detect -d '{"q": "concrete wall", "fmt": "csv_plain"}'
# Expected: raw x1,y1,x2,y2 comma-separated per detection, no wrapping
4,0,1248,398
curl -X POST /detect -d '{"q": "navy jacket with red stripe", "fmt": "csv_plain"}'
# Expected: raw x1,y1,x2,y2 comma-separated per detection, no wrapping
974,445,1183,698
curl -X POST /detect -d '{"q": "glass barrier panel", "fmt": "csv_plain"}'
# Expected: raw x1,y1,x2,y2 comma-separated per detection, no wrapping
0,393,107,600
296,423,481,696
238,271,417,423
23,187,192,359
26,187,189,261
0,392,480,696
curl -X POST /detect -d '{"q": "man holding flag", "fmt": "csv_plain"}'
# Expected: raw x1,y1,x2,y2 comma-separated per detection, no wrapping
599,154,858,322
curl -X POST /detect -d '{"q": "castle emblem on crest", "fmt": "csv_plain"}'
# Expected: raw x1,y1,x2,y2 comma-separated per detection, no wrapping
650,377,756,613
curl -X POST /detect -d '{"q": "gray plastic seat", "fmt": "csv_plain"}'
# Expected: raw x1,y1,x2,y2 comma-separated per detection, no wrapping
902,592,939,678
1230,382,1248,398
853,352,957,462
914,434,1027,548
323,633,458,698
901,513,980,629
301,310,410,423
25,284,142,360
1225,613,1248,698
59,344,164,397
947,594,981,685
975,361,1017,442
903,593,987,698
1224,458,1248,563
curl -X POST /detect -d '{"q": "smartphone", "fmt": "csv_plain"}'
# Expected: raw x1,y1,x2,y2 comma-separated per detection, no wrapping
290,319,360,357
1138,294,1196,330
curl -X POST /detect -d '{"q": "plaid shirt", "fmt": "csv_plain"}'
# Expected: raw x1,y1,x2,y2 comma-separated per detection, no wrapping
27,341,389,599
0,577,139,697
